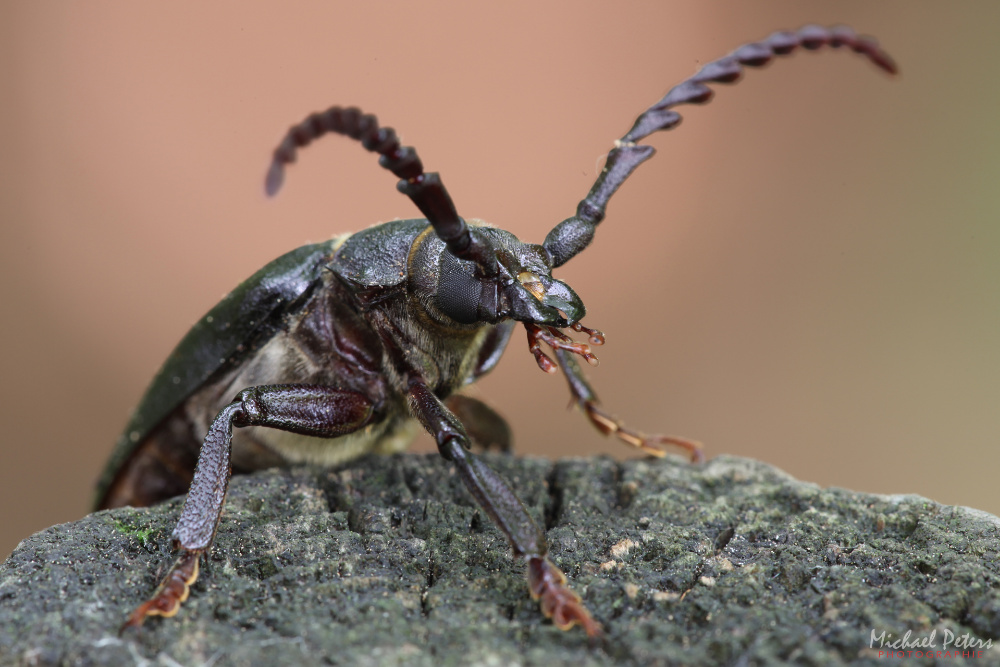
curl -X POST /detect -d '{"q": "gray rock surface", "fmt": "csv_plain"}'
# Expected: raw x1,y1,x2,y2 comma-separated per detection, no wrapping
1,453,998,666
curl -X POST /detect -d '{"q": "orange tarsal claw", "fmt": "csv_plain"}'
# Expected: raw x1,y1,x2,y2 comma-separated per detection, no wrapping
525,322,604,373
527,556,603,638
120,549,202,633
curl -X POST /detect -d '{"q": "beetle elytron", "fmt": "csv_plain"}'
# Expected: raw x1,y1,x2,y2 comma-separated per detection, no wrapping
97,25,896,636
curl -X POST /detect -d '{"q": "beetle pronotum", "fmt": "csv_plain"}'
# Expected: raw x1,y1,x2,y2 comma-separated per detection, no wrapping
97,25,896,637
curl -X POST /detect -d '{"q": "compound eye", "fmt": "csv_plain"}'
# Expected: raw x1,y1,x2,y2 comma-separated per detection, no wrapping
517,271,546,301
437,252,482,324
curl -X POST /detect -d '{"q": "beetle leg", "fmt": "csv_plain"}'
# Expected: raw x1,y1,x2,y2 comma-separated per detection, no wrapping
408,379,602,637
122,384,374,631
444,394,513,453
554,348,704,462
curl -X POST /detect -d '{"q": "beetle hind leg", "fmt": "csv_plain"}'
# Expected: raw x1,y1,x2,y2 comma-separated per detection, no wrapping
122,384,375,630
554,348,704,462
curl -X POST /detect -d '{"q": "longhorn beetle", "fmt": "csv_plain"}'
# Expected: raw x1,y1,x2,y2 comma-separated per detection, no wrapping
97,25,896,637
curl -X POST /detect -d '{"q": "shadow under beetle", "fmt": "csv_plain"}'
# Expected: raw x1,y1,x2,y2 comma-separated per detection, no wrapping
96,25,896,637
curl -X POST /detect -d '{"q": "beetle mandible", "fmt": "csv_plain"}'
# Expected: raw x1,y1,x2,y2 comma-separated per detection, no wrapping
96,25,896,637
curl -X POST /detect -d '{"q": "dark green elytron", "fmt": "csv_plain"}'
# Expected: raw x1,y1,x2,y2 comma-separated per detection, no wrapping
96,25,896,636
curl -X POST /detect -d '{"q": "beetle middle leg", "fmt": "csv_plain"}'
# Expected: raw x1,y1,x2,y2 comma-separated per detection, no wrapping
122,384,374,631
408,378,602,637
554,348,703,462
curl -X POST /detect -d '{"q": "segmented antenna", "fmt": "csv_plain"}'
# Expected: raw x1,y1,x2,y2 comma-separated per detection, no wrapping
543,24,898,268
265,107,497,274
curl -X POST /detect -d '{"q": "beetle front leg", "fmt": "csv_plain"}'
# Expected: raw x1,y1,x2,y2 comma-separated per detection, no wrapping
408,379,601,637
122,384,374,631
554,348,703,462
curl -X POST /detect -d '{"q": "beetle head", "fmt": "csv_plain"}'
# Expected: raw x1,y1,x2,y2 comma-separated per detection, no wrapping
410,224,604,372
431,226,584,327
411,225,582,327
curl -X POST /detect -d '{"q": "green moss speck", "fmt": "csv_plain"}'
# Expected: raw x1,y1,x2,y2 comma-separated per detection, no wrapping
113,520,156,546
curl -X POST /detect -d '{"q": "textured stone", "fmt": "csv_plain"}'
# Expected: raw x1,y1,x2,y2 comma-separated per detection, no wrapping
2,454,998,666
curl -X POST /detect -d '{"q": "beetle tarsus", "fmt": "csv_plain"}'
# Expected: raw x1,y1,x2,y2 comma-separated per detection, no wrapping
120,549,202,633
527,556,603,638
584,400,704,462
550,348,703,462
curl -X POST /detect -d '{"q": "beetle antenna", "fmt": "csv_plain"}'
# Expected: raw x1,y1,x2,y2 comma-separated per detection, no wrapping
543,24,897,268
266,107,498,275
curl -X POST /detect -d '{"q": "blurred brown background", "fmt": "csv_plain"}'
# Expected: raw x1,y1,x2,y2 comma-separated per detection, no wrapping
2,2,998,559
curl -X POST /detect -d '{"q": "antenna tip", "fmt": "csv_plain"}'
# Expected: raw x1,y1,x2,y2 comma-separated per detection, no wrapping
264,161,285,197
